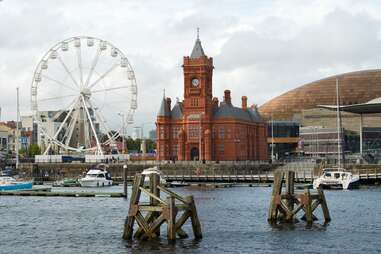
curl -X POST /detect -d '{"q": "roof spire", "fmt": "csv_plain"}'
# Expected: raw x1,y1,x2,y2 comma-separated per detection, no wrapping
190,27,205,59
157,88,171,117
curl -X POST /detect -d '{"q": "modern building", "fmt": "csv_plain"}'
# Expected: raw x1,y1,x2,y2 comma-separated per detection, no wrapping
156,35,267,161
259,69,381,122
268,121,299,159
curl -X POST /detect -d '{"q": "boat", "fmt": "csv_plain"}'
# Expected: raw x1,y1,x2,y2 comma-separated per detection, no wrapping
313,79,360,190
0,176,33,191
78,164,112,187
142,166,167,186
53,178,80,187
313,168,360,190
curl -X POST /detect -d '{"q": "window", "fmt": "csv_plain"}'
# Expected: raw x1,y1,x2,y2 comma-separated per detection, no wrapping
190,98,199,107
219,144,224,155
219,127,225,139
172,127,180,139
160,126,165,139
188,125,199,139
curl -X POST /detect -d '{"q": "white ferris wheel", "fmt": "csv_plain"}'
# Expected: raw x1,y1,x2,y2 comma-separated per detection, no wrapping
31,36,137,155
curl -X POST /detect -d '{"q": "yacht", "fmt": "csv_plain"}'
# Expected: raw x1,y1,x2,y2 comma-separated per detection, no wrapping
141,166,167,186
0,176,33,191
313,79,360,190
79,164,112,187
313,168,360,190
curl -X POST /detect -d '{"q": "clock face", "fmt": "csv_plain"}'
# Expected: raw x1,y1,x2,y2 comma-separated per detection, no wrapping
191,78,199,87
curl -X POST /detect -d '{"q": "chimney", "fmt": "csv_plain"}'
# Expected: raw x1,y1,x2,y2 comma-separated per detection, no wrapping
224,90,231,105
241,96,247,110
212,97,219,109
166,98,171,110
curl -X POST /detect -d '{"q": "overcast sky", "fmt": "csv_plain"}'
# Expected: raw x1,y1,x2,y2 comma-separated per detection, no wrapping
1,0,381,135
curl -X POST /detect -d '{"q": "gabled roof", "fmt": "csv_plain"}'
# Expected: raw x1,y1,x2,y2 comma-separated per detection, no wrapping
157,97,171,117
190,38,205,59
171,101,183,119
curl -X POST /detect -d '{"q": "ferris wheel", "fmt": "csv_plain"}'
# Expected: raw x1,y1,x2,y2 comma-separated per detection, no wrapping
31,36,137,155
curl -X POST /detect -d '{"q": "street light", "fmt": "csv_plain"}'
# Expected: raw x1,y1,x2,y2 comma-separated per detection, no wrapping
199,113,204,162
118,112,126,154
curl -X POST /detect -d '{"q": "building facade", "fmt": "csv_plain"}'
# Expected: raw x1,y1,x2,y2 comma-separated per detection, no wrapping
156,36,267,161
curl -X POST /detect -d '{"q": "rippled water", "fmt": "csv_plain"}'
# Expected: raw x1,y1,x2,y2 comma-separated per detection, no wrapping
1,186,381,253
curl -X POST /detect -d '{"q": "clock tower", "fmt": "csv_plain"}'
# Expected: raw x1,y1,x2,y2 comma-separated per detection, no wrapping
182,32,214,119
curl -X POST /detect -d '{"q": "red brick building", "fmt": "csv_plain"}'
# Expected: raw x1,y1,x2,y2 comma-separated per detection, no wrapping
156,35,267,161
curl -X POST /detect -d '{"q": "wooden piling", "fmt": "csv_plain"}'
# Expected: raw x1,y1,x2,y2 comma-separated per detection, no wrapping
122,169,202,242
268,170,331,225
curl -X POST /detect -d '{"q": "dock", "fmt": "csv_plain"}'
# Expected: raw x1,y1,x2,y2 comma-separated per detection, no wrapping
0,191,125,198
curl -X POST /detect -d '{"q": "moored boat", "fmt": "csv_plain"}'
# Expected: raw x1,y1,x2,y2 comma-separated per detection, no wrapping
313,168,360,190
0,177,33,191
78,164,112,187
142,166,167,186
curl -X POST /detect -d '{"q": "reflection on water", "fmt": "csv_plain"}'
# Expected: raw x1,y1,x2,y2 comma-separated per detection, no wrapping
1,186,381,253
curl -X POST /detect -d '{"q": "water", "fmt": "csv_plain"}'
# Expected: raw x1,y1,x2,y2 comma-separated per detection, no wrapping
1,186,381,253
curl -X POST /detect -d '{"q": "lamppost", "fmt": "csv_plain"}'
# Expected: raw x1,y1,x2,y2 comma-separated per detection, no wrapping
199,113,204,162
118,112,126,154
16,87,20,170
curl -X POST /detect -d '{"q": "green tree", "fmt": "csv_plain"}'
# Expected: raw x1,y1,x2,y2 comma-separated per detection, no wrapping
28,144,41,157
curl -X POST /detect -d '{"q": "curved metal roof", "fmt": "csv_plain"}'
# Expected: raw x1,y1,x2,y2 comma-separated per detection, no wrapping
319,97,381,114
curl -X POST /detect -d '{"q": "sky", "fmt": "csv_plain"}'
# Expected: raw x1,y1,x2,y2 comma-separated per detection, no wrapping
1,0,381,136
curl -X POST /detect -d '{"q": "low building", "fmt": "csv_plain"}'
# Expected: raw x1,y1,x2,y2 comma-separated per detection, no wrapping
299,126,358,156
268,121,299,159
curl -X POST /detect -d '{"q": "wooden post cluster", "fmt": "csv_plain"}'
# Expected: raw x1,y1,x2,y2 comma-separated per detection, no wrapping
268,170,331,224
123,171,202,242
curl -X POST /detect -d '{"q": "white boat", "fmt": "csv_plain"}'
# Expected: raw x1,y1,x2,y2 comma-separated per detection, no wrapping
79,164,112,187
0,176,33,191
313,168,360,190
142,166,167,185
313,79,360,190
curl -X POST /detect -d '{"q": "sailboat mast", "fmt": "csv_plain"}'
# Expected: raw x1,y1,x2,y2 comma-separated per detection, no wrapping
271,113,274,161
336,78,342,168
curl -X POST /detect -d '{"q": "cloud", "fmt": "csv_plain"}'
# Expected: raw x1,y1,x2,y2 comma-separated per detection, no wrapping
1,0,381,137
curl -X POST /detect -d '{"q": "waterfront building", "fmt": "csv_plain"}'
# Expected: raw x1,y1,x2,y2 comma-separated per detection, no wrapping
156,35,267,161
259,70,381,157
299,126,358,156
267,121,299,159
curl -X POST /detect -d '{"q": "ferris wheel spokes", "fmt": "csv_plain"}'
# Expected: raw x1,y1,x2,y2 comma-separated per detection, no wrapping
33,36,137,155
42,74,78,92
37,93,77,102
57,53,80,89
86,99,115,144
80,95,103,155
84,47,102,88
43,97,80,155
76,45,84,88
88,63,119,89
92,85,130,94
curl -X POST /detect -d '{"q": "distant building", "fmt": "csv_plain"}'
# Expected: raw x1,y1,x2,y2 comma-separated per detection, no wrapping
299,126,358,156
156,35,267,161
268,121,299,159
0,124,12,152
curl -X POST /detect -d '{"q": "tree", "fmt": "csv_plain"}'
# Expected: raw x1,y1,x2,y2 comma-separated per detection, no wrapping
28,144,41,157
